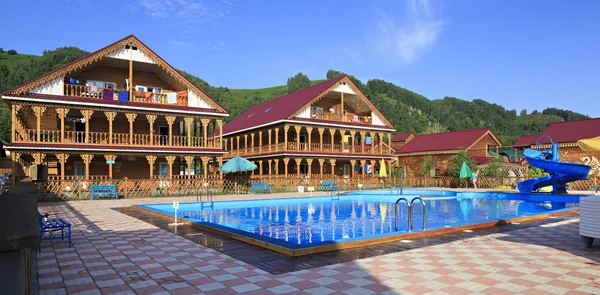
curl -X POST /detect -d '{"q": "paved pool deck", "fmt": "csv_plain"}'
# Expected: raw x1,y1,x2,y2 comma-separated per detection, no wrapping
37,191,600,295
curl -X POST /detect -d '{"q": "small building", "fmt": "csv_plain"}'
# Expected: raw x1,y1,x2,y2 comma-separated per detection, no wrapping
512,118,600,182
395,128,503,176
220,75,397,178
390,132,415,150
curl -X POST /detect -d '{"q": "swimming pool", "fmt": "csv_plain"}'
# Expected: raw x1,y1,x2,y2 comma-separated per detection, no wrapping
137,190,580,255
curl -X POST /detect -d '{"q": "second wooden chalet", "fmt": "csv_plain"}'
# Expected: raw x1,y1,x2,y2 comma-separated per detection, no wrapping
395,128,503,176
220,76,396,177
2,35,229,181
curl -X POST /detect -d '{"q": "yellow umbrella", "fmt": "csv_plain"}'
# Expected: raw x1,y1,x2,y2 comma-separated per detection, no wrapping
578,136,600,152
379,159,388,177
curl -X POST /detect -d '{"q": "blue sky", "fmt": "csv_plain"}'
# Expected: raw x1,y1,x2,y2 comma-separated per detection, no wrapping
2,0,599,116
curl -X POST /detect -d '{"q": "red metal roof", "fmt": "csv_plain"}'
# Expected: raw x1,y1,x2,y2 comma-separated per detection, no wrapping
7,93,223,114
392,132,414,142
512,135,539,147
6,143,225,153
396,128,493,154
220,76,347,135
472,156,492,164
536,118,600,144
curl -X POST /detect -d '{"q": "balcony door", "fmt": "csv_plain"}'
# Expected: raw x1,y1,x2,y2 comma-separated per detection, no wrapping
159,163,169,178
299,135,307,150
74,121,86,143
343,164,351,176
74,161,85,177
159,126,169,146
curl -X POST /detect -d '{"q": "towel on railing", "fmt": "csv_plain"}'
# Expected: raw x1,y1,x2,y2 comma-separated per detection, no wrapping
166,92,177,104
352,115,358,122
102,89,114,100
144,92,153,102
118,91,129,102
365,136,372,144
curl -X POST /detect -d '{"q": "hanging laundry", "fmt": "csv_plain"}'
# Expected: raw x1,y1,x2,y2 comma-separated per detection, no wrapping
166,92,177,104
365,136,372,145
352,115,358,122
343,135,350,143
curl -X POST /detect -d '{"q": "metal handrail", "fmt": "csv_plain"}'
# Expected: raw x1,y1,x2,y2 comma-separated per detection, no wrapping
410,197,427,231
200,183,214,209
394,197,410,231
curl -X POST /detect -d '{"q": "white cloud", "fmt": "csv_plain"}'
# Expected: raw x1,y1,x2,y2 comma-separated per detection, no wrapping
131,0,234,33
375,0,444,65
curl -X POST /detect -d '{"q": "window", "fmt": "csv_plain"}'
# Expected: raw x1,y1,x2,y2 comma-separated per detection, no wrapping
136,86,162,93
435,169,441,177
343,164,351,176
159,163,169,176
74,162,85,176
87,80,116,89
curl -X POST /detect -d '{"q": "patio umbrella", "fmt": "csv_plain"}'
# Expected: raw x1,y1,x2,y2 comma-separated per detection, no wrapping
578,136,600,152
220,156,257,194
459,161,472,179
379,159,388,177
459,161,472,188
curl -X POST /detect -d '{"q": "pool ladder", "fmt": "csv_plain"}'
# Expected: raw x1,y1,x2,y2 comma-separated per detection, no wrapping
394,197,426,232
326,185,340,201
197,184,214,209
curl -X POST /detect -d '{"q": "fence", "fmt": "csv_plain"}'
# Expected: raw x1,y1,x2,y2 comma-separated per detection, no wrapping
17,175,596,201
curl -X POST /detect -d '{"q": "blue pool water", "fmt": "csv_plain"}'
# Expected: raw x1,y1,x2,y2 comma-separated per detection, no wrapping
138,190,580,248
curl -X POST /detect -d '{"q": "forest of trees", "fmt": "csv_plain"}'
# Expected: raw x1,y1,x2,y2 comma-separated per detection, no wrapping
0,46,591,145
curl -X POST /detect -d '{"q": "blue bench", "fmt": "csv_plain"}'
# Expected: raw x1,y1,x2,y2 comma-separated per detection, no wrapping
251,182,272,194
90,185,118,200
321,181,339,191
39,213,71,250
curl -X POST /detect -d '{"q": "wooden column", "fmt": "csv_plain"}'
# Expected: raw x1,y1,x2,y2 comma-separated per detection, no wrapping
125,113,137,144
283,125,290,151
33,106,46,142
318,128,325,152
294,126,301,151
329,128,336,152
201,119,209,147
362,160,368,176
165,156,175,179
350,131,356,153
360,131,366,153
165,116,175,146
105,112,117,145
217,119,223,148
129,43,133,100
244,134,248,154
350,160,356,178
146,155,156,179
57,154,69,180
146,114,156,146
251,161,256,176
251,133,255,151
104,155,116,179
306,127,313,151
259,160,263,175
283,158,289,176
268,159,272,175
201,156,209,178
217,157,223,179
11,153,20,178
184,156,194,178
340,91,344,119
11,105,21,142
81,154,93,180
184,117,193,147
388,133,392,155
275,128,280,152
306,159,313,176
81,110,93,144
318,159,324,176
259,131,263,153
268,129,272,152
274,159,279,174
236,136,240,151
295,158,302,177
56,108,69,143
379,132,384,154
330,159,336,176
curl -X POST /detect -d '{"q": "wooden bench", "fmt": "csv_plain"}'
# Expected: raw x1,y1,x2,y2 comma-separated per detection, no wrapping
251,182,272,194
39,213,71,250
321,181,339,191
90,185,118,200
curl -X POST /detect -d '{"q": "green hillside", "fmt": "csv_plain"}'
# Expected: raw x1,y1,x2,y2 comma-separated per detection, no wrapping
0,46,591,146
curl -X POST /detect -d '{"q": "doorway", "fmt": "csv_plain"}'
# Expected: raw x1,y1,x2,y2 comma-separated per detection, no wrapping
74,121,86,143
159,126,169,145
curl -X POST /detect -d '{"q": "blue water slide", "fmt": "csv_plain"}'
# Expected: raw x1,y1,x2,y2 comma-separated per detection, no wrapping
518,138,590,194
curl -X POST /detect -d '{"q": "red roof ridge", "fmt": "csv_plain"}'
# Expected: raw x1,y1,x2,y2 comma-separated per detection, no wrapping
546,117,598,126
415,127,490,137
395,128,496,154
391,132,414,141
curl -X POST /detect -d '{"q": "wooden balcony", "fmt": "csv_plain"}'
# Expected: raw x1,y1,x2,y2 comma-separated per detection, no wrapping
63,84,188,107
14,129,220,148
229,142,391,157
306,110,372,124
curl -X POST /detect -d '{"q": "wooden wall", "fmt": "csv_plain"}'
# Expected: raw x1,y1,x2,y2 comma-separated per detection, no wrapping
468,133,501,157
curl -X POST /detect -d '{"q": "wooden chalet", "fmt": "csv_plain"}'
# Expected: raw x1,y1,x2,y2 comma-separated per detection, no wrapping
512,118,600,182
220,76,396,178
395,128,503,176
2,35,229,181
